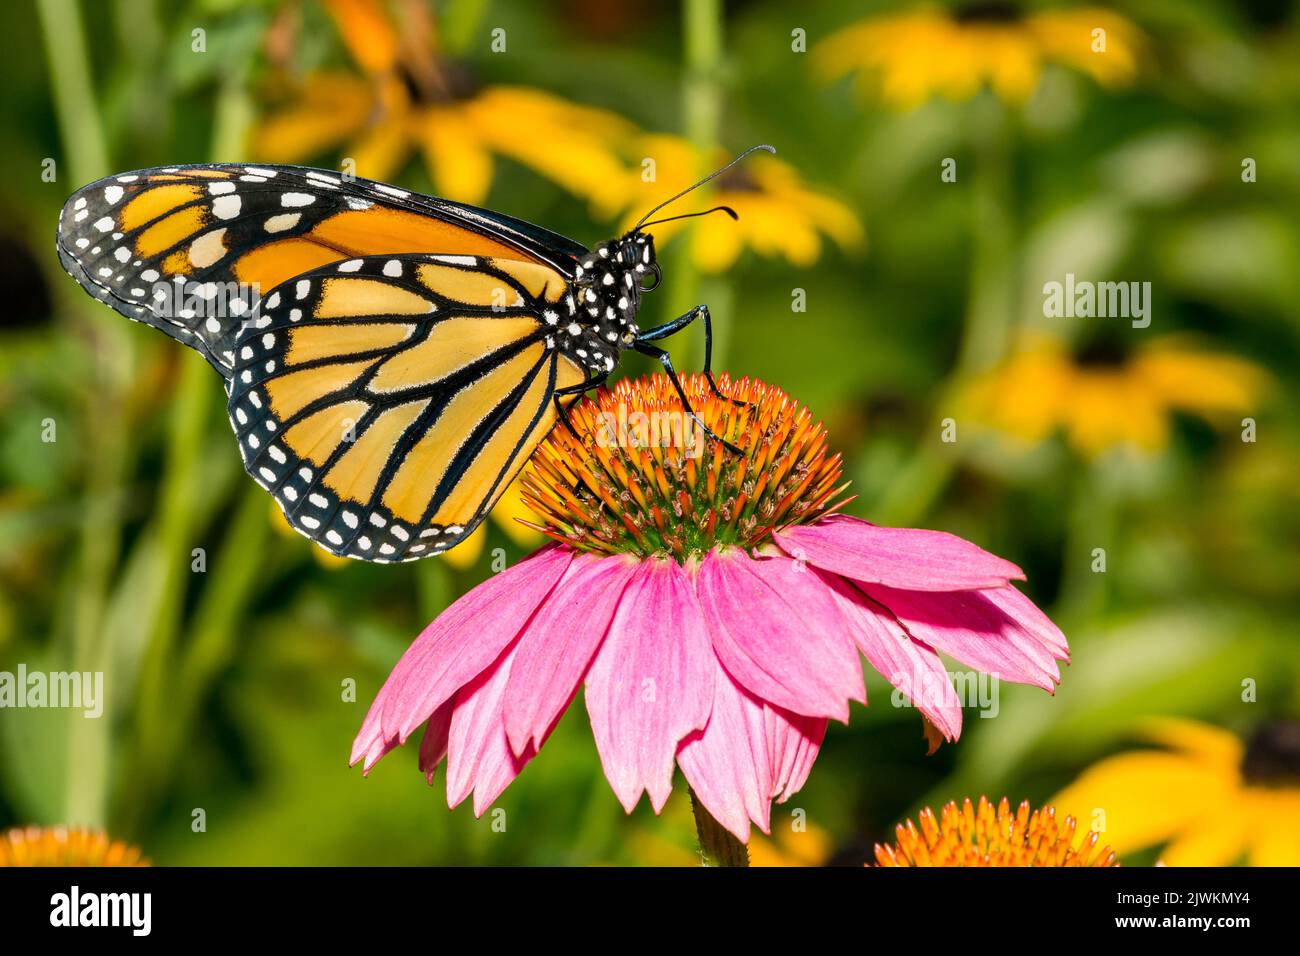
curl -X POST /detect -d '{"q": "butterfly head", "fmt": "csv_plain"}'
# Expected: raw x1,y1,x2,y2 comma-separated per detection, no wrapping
580,232,658,287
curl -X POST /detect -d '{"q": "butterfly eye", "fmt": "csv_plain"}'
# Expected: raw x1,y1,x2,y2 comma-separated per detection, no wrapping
640,263,662,293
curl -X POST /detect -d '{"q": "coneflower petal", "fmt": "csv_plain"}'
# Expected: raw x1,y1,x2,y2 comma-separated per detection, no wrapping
863,584,1066,692
818,570,963,741
350,544,572,766
418,701,454,784
444,644,539,817
980,583,1071,659
677,659,775,842
697,550,865,721
586,558,715,813
775,513,1024,591
765,705,827,804
502,553,637,757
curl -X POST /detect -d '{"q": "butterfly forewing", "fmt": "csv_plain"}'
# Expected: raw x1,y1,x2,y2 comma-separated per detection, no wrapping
56,164,585,374
226,253,587,561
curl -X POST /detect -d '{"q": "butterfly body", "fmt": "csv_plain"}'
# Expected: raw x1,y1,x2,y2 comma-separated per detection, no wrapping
57,152,764,562
559,233,656,375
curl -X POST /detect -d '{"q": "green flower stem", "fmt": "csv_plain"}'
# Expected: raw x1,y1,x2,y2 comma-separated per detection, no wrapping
690,786,749,867
127,72,256,825
1056,459,1117,620
955,94,1017,375
415,557,451,623
683,0,724,152
36,0,109,184
671,0,727,373
876,94,1017,526
38,0,121,828
131,351,212,781
167,487,270,770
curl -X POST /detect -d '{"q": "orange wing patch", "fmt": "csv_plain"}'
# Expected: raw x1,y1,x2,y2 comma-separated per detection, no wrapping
314,276,436,318
264,357,376,421
286,322,416,367
232,239,345,290
120,184,205,232
309,208,531,262
367,316,541,394
323,399,432,503
57,163,580,376
382,343,545,522
283,400,372,465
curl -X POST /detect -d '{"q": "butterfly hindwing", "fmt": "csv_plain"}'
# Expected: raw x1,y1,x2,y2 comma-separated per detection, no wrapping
57,164,587,374
226,253,587,561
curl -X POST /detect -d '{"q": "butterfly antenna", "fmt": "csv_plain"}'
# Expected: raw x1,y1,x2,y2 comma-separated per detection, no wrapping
633,144,775,231
637,205,739,230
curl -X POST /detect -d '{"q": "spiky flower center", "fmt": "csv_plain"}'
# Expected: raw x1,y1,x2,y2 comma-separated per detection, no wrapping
874,797,1119,867
518,373,847,561
0,826,148,867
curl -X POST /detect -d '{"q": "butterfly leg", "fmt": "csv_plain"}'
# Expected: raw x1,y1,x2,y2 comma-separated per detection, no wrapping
635,305,745,406
552,370,610,440
633,342,744,456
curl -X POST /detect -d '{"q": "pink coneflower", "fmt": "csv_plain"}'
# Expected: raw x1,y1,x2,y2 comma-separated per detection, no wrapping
352,374,1068,860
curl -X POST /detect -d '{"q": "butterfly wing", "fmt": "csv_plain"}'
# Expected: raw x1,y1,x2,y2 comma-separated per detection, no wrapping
56,164,587,374
227,252,588,561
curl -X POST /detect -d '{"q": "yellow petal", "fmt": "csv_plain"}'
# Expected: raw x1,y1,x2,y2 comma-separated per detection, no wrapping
1133,343,1267,417
691,213,743,273
1142,718,1244,768
324,0,399,74
416,106,494,205
1243,789,1300,866
252,73,374,163
1028,9,1141,88
750,822,835,867
467,87,636,215
1052,750,1237,856
347,117,414,184
1159,811,1248,866
1064,370,1168,457
489,478,545,549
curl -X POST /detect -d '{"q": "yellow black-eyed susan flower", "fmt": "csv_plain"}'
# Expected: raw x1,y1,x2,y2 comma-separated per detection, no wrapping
816,3,1141,109
253,0,633,211
1053,719,1300,866
960,333,1267,458
616,134,862,273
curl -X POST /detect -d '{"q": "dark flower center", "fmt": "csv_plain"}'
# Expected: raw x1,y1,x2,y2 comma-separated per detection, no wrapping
716,168,760,193
401,59,479,105
1073,335,1129,368
952,2,1023,24
1241,721,1300,787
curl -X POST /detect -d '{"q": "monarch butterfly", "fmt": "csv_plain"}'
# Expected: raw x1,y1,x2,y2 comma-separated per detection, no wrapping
56,146,772,562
